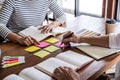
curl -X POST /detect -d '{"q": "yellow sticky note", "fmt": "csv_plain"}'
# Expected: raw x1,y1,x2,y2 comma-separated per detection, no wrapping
44,45,59,52
25,46,40,52
45,37,59,43
34,50,50,58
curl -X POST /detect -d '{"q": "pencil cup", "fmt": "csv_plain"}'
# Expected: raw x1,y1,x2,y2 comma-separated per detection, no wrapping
105,19,116,34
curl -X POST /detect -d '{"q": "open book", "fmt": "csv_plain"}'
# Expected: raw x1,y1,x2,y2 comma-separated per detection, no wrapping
3,67,54,80
77,45,120,60
18,26,70,41
35,50,93,76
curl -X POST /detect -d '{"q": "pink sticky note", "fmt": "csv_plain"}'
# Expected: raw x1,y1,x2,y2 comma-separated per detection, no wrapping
36,41,50,48
54,42,65,48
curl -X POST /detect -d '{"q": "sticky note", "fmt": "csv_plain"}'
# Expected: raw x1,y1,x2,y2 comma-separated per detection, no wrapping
25,46,40,52
44,45,59,52
54,42,65,48
34,50,50,58
36,41,50,48
45,37,59,43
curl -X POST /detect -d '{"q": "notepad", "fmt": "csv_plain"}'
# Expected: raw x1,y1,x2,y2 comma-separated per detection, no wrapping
77,45,120,60
25,46,40,52
34,50,50,58
54,42,65,48
36,41,50,48
45,37,59,43
18,26,69,42
44,45,59,52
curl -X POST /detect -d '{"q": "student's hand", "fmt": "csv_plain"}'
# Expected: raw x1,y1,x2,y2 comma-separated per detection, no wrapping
39,24,56,33
18,36,39,46
53,67,80,80
62,31,80,43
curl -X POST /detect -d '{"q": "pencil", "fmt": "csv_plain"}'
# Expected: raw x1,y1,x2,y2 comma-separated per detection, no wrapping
61,32,74,45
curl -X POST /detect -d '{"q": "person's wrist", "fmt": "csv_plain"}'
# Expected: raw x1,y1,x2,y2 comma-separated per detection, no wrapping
78,36,84,43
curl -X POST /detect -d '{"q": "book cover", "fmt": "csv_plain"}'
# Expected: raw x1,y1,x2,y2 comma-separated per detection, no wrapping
77,45,120,60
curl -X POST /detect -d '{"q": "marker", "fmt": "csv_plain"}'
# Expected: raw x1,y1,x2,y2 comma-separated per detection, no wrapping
2,57,25,68
2,61,25,68
0,49,1,57
3,58,18,62
2,60,19,64
3,56,19,60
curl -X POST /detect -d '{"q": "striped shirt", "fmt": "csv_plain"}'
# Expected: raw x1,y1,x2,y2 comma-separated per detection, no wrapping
109,33,120,49
0,0,66,38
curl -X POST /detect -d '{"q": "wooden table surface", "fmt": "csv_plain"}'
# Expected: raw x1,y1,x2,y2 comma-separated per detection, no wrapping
1,15,120,80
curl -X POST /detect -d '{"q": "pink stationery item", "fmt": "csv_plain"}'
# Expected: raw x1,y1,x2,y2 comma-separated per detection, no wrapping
54,42,65,48
36,41,50,48
3,58,18,62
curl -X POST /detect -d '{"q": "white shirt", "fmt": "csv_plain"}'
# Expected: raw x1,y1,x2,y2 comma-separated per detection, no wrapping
109,33,120,49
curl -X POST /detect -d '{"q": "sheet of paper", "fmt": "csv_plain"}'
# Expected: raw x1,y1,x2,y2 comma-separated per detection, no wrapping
45,37,59,43
34,50,50,58
44,45,59,52
36,41,50,48
25,46,40,52
54,42,65,48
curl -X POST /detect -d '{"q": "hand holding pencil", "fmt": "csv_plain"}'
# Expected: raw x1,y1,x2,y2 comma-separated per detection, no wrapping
61,31,80,43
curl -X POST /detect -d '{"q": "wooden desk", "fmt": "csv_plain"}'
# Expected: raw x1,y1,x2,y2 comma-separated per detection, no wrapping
0,15,120,80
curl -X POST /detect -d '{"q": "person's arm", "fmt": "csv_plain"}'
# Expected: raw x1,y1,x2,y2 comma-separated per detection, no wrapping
0,0,38,46
40,0,66,33
79,35,109,48
63,31,109,48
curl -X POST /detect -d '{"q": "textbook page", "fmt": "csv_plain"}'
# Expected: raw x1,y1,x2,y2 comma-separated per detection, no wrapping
56,50,93,68
77,45,120,60
18,26,69,42
3,74,24,80
19,67,54,80
35,57,77,76
18,26,51,42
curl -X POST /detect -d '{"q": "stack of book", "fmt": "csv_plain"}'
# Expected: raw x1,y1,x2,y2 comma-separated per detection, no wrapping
2,56,25,68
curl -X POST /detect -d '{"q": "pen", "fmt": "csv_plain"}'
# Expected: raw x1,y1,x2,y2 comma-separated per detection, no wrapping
61,32,74,45
0,48,1,57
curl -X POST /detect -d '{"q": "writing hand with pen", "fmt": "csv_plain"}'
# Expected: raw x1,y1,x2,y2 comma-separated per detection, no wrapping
62,31,80,44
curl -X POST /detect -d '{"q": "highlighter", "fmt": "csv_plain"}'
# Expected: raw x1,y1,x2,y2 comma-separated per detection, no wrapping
2,57,25,68
3,56,23,60
2,61,25,68
2,60,19,64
